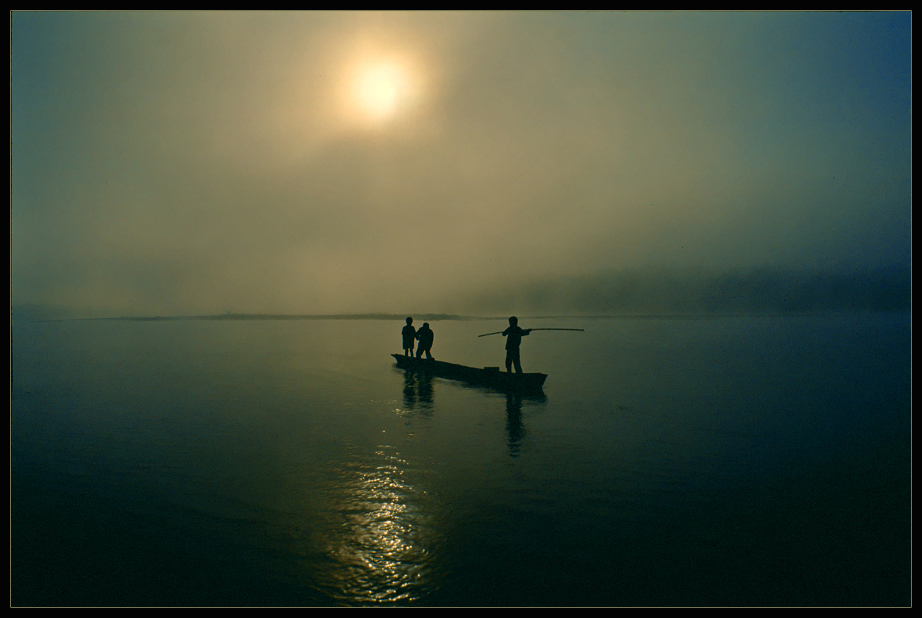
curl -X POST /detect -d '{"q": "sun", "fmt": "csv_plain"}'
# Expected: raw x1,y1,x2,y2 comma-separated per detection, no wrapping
349,57,421,126
355,62,406,120
326,31,433,135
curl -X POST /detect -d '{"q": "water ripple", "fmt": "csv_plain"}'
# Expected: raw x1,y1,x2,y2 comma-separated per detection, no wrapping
315,446,440,605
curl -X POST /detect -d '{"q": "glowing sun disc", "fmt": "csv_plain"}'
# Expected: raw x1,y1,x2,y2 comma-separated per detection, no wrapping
353,61,412,122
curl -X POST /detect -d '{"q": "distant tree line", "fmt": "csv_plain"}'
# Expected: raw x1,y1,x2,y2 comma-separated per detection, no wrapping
471,266,911,315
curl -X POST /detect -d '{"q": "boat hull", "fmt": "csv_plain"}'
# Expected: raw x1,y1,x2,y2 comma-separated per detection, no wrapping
392,354,547,392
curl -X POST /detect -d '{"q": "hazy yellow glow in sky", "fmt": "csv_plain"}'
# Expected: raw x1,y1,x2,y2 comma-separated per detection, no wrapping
10,11,911,317
339,34,433,139
353,60,414,123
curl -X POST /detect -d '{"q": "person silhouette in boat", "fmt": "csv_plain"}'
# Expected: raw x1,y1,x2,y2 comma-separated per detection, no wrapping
402,317,416,357
415,322,435,360
502,316,532,374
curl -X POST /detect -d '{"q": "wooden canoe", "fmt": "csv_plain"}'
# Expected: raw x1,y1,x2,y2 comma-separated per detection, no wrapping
391,354,547,392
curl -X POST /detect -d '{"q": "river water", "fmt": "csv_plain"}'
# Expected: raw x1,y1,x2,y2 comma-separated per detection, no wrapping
11,313,911,606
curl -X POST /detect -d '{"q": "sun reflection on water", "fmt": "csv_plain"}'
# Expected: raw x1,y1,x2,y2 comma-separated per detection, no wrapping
318,445,438,605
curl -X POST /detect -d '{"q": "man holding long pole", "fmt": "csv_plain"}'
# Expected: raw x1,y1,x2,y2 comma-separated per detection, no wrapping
502,316,531,374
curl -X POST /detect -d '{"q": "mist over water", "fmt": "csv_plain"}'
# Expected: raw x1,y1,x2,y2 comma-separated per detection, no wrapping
11,12,911,318
467,266,911,316
11,313,910,606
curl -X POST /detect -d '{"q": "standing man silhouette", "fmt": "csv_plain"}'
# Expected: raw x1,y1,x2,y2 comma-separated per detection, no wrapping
415,322,435,360
502,316,532,373
402,317,416,357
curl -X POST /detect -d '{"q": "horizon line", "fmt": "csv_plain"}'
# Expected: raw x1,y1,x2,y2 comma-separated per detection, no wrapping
11,309,910,323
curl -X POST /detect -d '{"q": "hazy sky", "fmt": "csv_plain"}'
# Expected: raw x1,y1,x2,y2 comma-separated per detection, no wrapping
11,11,911,316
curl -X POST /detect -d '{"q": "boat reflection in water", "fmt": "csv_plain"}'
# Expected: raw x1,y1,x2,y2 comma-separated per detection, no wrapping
504,392,527,458
394,354,547,459
400,369,434,415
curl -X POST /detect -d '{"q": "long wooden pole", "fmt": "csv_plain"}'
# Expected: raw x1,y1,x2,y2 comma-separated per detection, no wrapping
478,328,584,337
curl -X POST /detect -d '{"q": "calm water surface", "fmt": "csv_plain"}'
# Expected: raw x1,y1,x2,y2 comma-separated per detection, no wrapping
11,314,911,606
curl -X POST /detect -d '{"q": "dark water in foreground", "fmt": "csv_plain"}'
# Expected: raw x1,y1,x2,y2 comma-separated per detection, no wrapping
11,314,911,606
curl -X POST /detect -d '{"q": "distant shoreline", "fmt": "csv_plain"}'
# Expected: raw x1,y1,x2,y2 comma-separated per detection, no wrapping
12,313,486,323
10,310,910,323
